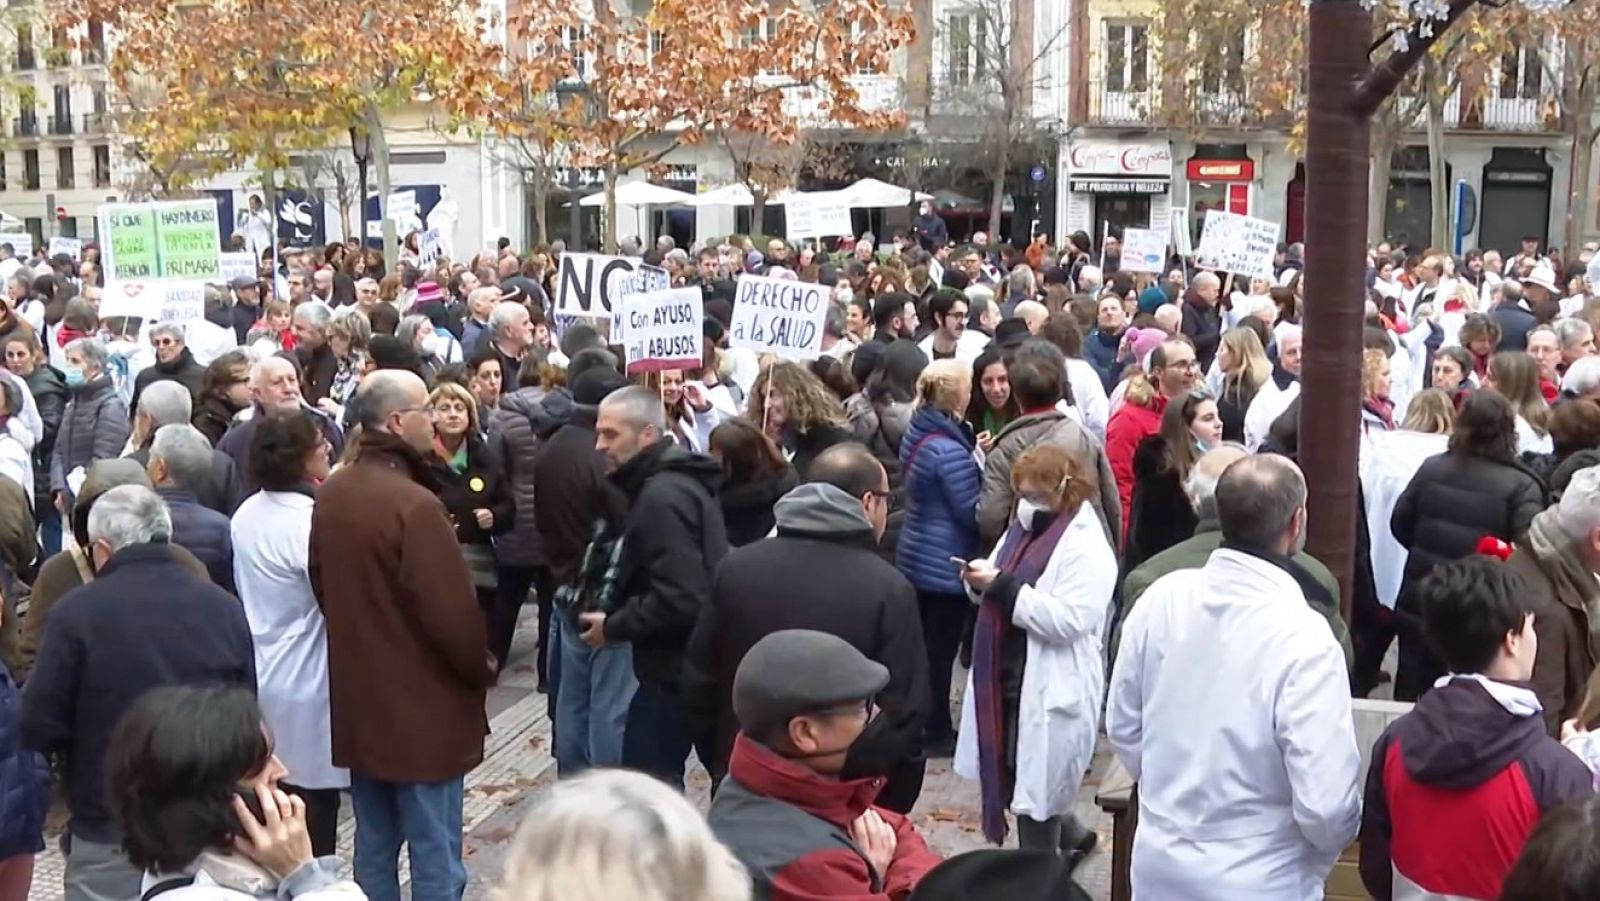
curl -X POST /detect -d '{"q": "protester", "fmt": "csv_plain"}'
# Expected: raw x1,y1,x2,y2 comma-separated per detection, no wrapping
1359,557,1594,900
308,370,495,901
1106,339,1197,531
148,424,236,592
685,442,929,813
1125,389,1221,569
105,685,365,901
1499,796,1600,900
895,359,981,757
707,417,798,547
581,385,728,788
746,362,853,480
292,304,338,405
1243,324,1302,450
954,444,1113,854
22,484,256,901
319,308,370,424
707,630,942,900
1214,327,1270,443
217,357,344,488
3,331,64,552
1485,349,1553,454
1108,454,1361,899
192,350,254,446
232,411,345,857
52,337,130,509
964,349,1016,448
1391,391,1545,699
918,289,988,363
498,769,748,901
0,582,48,901
130,323,206,413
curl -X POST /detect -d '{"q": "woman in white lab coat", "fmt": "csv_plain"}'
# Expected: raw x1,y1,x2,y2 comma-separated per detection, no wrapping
954,444,1118,855
229,410,347,857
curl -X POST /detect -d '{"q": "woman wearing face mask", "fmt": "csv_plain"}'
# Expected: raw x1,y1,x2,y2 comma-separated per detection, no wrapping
955,445,1116,856
427,382,515,671
964,349,1018,452
51,337,129,515
106,685,366,900
1125,390,1221,571
397,314,461,385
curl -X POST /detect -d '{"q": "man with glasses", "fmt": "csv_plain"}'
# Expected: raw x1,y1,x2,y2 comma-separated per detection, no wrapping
686,442,931,814
309,369,495,901
707,629,942,900
216,356,344,489
353,277,398,336
1107,338,1199,528
129,323,204,413
917,288,989,364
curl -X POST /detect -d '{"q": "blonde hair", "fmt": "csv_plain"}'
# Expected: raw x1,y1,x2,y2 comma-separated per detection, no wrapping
1401,388,1454,434
1220,328,1270,394
429,381,480,435
1361,348,1391,399
745,361,847,433
915,359,972,414
496,769,750,901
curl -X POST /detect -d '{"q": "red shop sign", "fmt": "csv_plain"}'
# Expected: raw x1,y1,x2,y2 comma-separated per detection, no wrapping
1186,159,1255,181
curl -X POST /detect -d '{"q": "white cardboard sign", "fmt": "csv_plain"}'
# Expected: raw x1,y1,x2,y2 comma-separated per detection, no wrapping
219,252,257,284
729,275,829,361
622,287,703,374
1121,228,1167,273
1194,209,1279,279
99,280,208,324
785,195,853,242
47,236,81,260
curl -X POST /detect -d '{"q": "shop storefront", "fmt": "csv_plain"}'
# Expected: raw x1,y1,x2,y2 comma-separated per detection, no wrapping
1186,156,1255,245
1062,139,1172,242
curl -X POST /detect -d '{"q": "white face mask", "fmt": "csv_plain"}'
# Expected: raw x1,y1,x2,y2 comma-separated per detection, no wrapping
1016,498,1046,530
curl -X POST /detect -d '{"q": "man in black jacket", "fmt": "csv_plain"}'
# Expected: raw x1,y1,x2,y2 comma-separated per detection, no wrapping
684,442,930,812
147,424,235,594
130,322,206,412
21,484,254,901
579,385,728,788
1181,271,1224,372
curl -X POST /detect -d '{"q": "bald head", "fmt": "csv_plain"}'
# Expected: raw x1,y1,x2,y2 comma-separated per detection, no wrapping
1185,444,1250,521
355,369,427,431
1215,454,1308,554
1154,304,1183,335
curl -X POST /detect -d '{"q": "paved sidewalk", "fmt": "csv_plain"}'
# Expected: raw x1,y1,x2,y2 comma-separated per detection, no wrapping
28,609,1114,900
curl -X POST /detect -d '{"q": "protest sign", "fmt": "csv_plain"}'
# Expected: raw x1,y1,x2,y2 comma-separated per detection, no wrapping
102,199,222,283
0,233,33,257
1194,209,1279,279
47,236,81,260
418,227,442,269
1170,208,1193,259
621,287,703,374
555,253,651,320
729,275,829,361
785,194,853,242
612,264,670,342
97,279,208,324
219,252,257,284
1121,228,1167,273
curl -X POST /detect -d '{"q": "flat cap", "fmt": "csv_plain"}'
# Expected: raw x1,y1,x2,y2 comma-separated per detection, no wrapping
733,630,889,740
230,274,258,290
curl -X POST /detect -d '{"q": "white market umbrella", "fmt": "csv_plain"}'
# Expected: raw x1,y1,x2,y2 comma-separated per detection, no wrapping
0,210,23,230
688,184,811,207
578,181,696,207
837,177,934,208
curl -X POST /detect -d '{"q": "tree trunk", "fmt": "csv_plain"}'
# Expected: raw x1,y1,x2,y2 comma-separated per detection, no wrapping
987,148,1008,241
367,109,398,270
1565,114,1595,258
1425,76,1450,251
604,162,619,254
752,190,768,240
531,167,550,247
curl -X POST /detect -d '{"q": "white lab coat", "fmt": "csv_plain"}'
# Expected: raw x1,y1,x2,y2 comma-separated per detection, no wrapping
1359,429,1447,610
917,329,990,365
1064,358,1109,444
1243,376,1300,451
953,502,1117,819
231,491,348,790
0,416,33,504
1107,549,1362,901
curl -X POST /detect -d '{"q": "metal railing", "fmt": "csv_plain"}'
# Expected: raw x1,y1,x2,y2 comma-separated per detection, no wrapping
13,116,37,137
47,116,71,136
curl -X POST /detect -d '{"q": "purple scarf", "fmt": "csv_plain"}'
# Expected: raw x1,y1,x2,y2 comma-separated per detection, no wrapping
974,510,1072,844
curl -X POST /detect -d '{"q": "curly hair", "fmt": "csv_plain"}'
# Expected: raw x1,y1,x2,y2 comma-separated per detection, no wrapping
248,410,322,491
746,361,846,433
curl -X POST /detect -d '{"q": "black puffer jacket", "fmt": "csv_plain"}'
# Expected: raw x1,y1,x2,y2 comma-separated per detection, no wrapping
22,364,66,508
1392,451,1546,614
487,386,557,567
531,398,627,588
156,486,235,595
130,348,205,412
603,440,729,688
719,466,799,547
1124,434,1198,572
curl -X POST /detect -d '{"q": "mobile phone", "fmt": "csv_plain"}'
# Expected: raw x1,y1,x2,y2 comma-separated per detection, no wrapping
232,786,267,825
948,556,968,569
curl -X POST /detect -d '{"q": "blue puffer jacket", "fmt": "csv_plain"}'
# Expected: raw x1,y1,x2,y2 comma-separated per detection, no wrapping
0,566,49,860
895,405,981,595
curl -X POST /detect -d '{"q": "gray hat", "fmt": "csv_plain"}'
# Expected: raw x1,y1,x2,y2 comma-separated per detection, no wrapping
230,274,257,290
733,630,889,740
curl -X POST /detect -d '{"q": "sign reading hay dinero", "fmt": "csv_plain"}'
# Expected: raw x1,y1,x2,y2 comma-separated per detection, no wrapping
101,199,223,283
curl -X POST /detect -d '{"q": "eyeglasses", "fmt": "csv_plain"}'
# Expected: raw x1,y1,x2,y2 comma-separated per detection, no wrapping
151,337,178,348
1166,359,1199,372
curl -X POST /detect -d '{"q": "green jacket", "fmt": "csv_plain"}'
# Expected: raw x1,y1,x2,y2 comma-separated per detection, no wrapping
1114,528,1354,671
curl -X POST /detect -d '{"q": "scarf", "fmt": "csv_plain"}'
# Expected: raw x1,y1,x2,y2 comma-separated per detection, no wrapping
974,509,1072,845
1363,396,1395,430
432,434,469,474
1525,507,1600,661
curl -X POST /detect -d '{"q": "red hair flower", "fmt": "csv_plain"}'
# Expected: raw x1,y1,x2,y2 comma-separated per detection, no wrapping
1475,536,1513,561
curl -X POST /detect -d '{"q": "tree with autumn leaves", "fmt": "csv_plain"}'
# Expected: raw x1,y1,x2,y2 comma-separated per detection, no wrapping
501,0,914,251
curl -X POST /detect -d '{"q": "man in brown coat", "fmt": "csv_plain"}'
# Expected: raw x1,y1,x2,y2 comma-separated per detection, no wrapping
1505,465,1600,736
309,369,495,901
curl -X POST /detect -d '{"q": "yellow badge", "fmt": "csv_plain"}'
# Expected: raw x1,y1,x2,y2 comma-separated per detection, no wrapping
469,477,485,493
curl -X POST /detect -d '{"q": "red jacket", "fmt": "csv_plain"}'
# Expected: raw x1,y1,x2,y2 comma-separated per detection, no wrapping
1105,398,1165,539
708,735,942,900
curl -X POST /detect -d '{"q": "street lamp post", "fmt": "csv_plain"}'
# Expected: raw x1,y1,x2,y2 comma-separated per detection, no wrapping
349,125,372,251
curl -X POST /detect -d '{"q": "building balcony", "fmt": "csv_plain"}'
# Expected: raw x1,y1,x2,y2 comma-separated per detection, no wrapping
82,112,109,133
47,116,72,136
13,116,37,137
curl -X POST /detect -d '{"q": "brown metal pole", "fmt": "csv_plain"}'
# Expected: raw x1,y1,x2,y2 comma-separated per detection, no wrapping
1302,0,1374,620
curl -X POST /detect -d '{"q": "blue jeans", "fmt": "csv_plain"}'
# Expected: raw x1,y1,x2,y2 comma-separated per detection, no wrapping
349,774,466,901
37,502,61,559
622,680,692,789
554,609,636,776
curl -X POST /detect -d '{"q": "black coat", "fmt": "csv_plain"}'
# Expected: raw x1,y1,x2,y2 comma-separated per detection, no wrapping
22,364,66,509
296,343,339,405
1490,301,1538,352
429,434,515,549
1124,434,1198,572
1392,452,1546,615
683,485,929,814
192,395,240,448
718,466,799,547
156,486,235,594
486,387,555,568
130,348,206,413
1179,297,1223,372
131,445,243,516
531,403,627,588
786,423,854,482
603,441,728,688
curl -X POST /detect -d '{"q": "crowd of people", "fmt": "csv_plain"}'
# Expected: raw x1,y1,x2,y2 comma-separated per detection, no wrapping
1,216,1600,901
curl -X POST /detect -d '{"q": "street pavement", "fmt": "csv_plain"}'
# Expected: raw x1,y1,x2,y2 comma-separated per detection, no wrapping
29,606,1115,900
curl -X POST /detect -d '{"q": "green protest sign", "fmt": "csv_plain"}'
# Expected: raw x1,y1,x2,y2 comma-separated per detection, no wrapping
101,199,222,282
103,204,160,280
